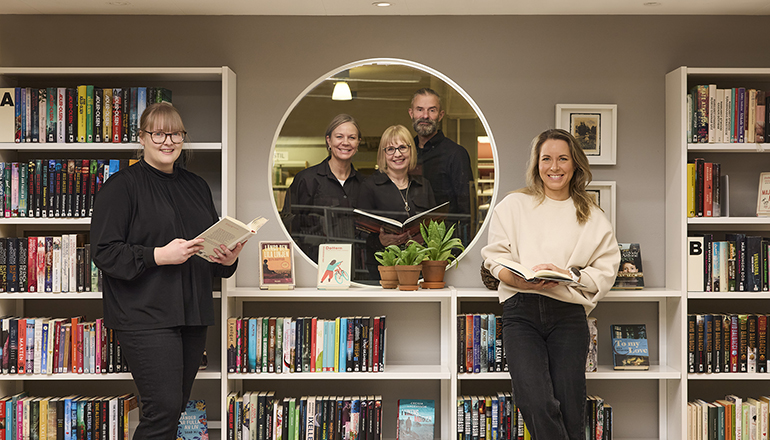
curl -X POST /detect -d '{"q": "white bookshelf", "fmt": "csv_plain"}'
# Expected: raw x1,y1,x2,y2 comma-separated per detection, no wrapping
0,66,236,437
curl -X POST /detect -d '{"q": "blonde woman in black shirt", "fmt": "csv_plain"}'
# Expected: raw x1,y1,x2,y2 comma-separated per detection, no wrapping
91,102,242,440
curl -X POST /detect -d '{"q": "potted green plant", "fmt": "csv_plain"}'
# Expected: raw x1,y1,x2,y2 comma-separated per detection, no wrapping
374,246,400,289
419,220,466,288
392,241,431,291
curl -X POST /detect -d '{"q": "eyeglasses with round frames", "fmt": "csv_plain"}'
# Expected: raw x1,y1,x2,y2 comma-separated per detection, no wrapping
384,145,409,156
145,131,186,144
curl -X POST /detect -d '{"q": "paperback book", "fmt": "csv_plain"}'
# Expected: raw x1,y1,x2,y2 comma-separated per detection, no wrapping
493,258,585,287
177,400,208,440
396,399,434,440
259,241,295,290
612,243,644,290
611,324,650,370
316,243,352,289
195,216,267,263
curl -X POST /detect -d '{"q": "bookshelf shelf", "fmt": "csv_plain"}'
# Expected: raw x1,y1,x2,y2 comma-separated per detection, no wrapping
229,364,450,380
0,66,236,429
666,66,770,440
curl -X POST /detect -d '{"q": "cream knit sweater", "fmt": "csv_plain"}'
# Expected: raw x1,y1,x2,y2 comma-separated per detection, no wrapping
481,192,620,314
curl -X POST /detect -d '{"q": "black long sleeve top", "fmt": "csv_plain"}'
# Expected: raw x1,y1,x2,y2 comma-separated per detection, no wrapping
413,130,473,215
91,159,237,331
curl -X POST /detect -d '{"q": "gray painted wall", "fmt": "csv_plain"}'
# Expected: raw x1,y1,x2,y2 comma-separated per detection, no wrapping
2,15,769,288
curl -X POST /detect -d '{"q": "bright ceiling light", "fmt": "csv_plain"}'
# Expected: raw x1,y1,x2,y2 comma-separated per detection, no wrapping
332,82,352,101
372,2,391,6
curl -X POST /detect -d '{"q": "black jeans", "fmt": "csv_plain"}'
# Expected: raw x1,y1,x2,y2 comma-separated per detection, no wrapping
116,326,208,440
502,293,589,440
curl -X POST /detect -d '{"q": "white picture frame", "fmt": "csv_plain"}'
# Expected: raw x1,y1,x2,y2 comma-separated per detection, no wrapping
586,180,616,231
556,104,617,165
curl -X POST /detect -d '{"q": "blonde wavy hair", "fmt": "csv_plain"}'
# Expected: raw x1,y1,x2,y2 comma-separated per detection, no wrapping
518,128,598,224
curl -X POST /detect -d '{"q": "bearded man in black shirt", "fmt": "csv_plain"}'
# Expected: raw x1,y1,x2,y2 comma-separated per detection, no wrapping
408,88,474,242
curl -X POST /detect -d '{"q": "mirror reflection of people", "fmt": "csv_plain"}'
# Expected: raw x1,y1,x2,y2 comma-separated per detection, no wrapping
481,129,620,440
281,114,363,262
408,88,473,239
91,103,243,440
357,125,436,279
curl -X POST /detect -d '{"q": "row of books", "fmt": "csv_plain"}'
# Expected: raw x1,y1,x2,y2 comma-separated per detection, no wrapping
226,392,383,440
688,313,769,374
0,316,128,375
688,85,767,144
0,86,172,144
0,392,138,440
0,158,135,219
457,314,506,374
226,316,386,374
687,235,769,292
456,394,612,440
687,159,723,218
0,235,100,293
688,394,770,440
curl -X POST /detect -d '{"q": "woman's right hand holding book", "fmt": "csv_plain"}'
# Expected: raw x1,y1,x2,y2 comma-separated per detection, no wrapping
499,263,558,291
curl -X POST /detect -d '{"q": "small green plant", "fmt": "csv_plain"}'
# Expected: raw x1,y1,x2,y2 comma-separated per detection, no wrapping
380,241,432,266
374,246,399,266
419,220,465,262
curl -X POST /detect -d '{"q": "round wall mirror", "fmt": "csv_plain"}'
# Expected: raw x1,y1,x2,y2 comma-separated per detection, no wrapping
271,58,497,285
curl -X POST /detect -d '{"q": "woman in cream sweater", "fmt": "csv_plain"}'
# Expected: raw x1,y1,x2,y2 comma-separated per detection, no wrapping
482,128,620,439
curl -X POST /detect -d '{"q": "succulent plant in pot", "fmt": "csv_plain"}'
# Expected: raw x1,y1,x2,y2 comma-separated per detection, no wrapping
418,220,465,288
374,246,400,289
391,241,432,291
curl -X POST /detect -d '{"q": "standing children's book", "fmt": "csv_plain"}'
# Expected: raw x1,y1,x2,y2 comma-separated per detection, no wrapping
316,243,352,290
259,241,295,290
612,243,644,290
610,324,650,370
396,399,434,440
176,400,208,440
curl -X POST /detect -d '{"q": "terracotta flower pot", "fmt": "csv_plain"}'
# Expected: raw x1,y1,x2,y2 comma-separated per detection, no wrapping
421,260,449,289
378,265,399,289
395,265,422,291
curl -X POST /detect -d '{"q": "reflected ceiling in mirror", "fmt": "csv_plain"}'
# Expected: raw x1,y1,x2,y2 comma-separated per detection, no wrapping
271,58,497,285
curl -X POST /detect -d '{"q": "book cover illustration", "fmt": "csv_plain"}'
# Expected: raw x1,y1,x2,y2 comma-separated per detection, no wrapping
612,243,644,290
611,324,650,370
316,243,352,290
259,241,295,290
396,399,434,440
176,400,208,440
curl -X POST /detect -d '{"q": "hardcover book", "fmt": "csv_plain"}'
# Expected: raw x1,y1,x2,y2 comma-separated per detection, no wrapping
176,400,208,440
259,241,295,290
586,317,598,373
396,399,434,440
316,243,352,290
611,324,650,370
612,243,644,290
353,201,449,236
194,216,267,263
758,172,770,217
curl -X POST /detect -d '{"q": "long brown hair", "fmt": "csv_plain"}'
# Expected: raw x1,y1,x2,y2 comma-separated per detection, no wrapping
518,128,598,224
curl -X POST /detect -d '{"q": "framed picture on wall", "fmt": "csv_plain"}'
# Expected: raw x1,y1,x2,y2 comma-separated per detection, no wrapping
556,104,617,165
586,180,616,231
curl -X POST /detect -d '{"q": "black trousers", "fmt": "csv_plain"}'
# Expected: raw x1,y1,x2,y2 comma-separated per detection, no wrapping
116,326,208,440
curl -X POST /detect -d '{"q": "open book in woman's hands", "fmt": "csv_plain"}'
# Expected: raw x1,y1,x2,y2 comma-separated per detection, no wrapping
195,216,268,262
494,258,586,287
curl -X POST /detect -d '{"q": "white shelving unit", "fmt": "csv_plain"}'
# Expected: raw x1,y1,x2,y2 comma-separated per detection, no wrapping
665,66,770,440
0,66,236,440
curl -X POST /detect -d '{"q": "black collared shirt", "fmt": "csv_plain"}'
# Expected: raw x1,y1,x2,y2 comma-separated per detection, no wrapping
91,159,237,330
280,157,363,260
357,171,436,221
412,130,473,215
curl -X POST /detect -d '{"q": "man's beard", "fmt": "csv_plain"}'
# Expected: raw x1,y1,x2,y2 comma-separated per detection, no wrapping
412,118,437,137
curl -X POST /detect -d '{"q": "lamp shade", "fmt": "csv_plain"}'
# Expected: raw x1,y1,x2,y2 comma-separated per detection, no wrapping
332,82,352,101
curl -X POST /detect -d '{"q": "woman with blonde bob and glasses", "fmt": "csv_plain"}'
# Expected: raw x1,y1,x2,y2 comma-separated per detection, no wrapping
481,128,619,439
91,102,243,440
357,125,436,278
